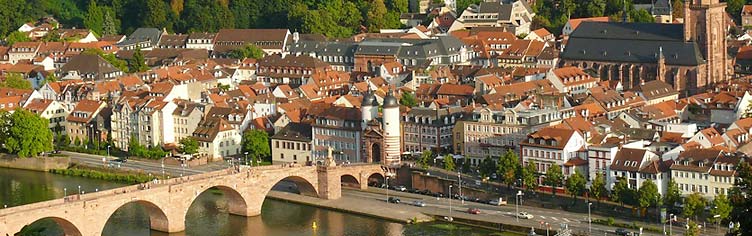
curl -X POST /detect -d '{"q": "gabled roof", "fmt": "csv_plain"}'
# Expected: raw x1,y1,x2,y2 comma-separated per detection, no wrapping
60,54,121,80
611,148,647,172
67,99,103,123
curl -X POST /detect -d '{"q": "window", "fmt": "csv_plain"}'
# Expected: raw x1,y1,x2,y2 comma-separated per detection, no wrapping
281,153,284,159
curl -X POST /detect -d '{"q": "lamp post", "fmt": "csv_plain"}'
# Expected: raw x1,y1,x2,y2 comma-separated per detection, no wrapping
78,185,81,195
713,215,720,234
385,175,390,203
244,151,249,166
161,158,165,179
449,184,453,220
63,188,67,197
458,169,463,205
516,190,523,222
588,202,593,234
107,145,110,158
669,213,674,236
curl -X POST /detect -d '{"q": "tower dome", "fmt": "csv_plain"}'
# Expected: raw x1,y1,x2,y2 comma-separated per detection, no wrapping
383,92,399,108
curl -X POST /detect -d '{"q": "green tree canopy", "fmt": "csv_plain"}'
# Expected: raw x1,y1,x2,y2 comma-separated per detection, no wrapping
0,73,31,90
242,129,271,164
179,137,199,154
664,178,682,208
366,0,389,32
565,171,586,204
228,44,265,60
630,8,655,23
729,161,752,234
419,150,431,169
612,177,632,207
590,172,607,204
0,109,53,157
479,156,497,179
399,91,418,107
522,160,538,192
443,154,455,171
708,193,732,224
497,149,520,188
5,31,30,46
683,192,706,221
129,46,149,73
638,179,660,214
544,165,563,195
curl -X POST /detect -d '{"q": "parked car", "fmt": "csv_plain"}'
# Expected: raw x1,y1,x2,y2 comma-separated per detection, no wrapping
517,212,534,219
388,197,401,204
615,228,631,236
411,200,426,207
112,158,127,163
395,186,407,192
467,208,481,214
488,197,508,206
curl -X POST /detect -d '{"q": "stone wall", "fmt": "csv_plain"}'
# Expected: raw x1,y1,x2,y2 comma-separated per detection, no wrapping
0,155,70,171
410,171,497,200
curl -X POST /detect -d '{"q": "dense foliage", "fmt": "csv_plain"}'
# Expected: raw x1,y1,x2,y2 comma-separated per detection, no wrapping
241,129,271,165
0,109,54,157
0,0,410,40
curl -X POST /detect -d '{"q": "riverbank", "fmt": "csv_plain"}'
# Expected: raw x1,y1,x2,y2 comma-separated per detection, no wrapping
0,155,69,171
267,190,434,224
48,164,156,184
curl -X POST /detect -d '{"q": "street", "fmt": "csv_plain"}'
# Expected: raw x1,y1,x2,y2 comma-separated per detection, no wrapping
61,151,230,177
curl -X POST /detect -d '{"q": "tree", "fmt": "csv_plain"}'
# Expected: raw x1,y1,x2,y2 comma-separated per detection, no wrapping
664,178,682,209
584,0,606,17
399,91,418,107
443,154,455,171
228,44,264,60
102,10,118,36
497,149,520,188
565,171,586,204
672,0,683,19
522,160,538,192
590,172,607,205
0,109,53,157
457,0,482,14
726,0,745,23
544,165,563,196
638,179,660,217
366,0,388,32
241,129,270,164
143,0,170,29
83,0,105,35
74,137,81,147
418,150,431,169
683,192,706,221
630,8,655,23
479,156,497,179
129,46,149,73
685,221,700,236
460,158,471,173
179,137,199,154
5,31,30,46
708,193,731,225
0,73,32,90
612,177,630,207
729,161,752,235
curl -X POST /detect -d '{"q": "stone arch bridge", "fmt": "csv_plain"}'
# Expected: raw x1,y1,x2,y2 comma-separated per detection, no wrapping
0,164,386,236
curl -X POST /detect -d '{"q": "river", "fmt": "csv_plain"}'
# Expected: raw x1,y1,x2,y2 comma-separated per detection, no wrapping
1,168,513,236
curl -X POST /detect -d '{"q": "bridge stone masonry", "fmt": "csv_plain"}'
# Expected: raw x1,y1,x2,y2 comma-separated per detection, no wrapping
0,163,387,236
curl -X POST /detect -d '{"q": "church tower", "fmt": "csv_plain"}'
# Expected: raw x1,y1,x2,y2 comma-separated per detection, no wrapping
382,90,401,165
361,90,378,123
684,0,729,86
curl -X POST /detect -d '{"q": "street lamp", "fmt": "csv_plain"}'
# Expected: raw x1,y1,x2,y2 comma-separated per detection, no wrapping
385,175,390,203
458,170,463,205
63,188,67,197
669,213,674,236
448,184,453,221
588,202,593,234
516,190,523,222
161,158,165,179
77,185,81,195
107,145,110,158
713,215,721,234
244,152,249,166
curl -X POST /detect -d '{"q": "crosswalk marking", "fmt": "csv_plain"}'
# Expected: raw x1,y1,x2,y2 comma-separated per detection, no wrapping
563,218,571,222
551,217,559,221
539,216,546,219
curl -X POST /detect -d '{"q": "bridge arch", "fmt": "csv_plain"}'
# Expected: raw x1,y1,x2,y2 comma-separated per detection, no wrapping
340,174,360,188
366,172,385,187
15,217,82,236
104,200,171,233
190,185,250,216
275,175,318,197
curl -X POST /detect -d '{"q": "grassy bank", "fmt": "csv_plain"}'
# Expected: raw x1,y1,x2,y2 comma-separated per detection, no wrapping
49,165,156,184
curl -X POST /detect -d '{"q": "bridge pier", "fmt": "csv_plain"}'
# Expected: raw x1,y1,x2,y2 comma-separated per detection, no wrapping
317,166,341,200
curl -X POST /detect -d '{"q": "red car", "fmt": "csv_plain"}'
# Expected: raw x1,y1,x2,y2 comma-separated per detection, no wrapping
467,208,481,214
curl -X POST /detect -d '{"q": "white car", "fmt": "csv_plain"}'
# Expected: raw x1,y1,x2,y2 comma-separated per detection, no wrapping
517,212,534,219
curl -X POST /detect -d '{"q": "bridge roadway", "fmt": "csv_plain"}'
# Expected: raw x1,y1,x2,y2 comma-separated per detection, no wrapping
0,164,385,236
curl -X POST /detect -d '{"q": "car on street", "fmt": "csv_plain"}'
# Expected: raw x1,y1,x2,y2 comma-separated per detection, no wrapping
615,228,631,236
395,186,407,192
388,197,401,204
517,211,534,219
467,208,481,214
411,200,426,207
488,197,507,206
112,158,127,163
